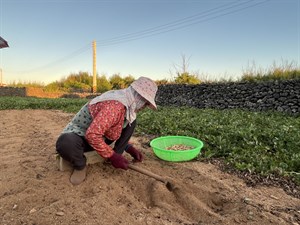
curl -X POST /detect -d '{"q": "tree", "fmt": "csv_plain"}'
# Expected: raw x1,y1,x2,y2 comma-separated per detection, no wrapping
170,54,201,84
44,81,63,92
123,75,135,87
174,72,200,84
78,71,93,86
110,74,126,89
52,71,93,92
97,75,112,93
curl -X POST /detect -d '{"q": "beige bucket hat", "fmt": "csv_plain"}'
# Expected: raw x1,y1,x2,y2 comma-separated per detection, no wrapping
130,77,158,109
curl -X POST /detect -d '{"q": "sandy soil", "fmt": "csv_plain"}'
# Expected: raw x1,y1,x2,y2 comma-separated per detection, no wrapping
0,109,299,225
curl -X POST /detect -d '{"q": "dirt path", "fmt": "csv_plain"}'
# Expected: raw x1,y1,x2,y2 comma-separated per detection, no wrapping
0,110,299,225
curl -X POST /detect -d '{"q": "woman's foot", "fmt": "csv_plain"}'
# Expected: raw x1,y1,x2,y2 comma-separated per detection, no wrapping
70,166,87,185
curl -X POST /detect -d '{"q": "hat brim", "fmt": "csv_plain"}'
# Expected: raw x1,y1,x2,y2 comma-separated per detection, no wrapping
148,102,157,110
130,77,157,110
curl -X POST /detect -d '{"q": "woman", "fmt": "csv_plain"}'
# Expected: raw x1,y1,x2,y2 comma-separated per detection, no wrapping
56,77,158,185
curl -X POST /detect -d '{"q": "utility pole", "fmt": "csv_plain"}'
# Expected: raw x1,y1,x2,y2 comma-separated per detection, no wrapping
92,40,97,93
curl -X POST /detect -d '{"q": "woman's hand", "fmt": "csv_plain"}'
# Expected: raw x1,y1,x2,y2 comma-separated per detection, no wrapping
109,152,129,170
126,145,143,162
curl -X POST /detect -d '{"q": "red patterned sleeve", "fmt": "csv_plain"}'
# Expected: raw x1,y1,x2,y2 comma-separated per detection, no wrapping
86,101,126,158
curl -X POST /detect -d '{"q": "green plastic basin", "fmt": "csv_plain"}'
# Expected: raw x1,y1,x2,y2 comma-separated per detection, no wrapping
150,136,204,162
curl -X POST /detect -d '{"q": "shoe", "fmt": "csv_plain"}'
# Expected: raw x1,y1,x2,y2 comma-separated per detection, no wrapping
70,166,87,185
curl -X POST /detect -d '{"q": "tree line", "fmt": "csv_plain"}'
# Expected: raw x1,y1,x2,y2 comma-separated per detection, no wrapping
8,71,201,93
6,59,299,93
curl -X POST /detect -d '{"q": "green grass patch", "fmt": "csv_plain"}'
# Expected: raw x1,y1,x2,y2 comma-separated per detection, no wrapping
136,106,300,184
0,96,88,113
1,96,299,184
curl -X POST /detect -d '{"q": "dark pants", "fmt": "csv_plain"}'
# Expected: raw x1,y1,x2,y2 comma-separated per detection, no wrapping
56,120,136,170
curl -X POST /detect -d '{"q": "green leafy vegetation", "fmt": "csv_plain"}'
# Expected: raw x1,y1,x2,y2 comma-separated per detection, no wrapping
137,107,300,184
0,96,88,113
174,72,201,84
1,96,299,184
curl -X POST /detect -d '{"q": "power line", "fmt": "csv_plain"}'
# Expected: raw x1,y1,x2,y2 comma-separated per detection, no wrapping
7,0,271,74
8,43,91,74
96,0,271,46
97,0,243,44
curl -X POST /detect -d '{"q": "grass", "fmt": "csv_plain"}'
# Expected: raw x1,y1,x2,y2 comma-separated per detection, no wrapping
137,107,300,183
0,96,88,113
241,60,300,82
1,96,299,184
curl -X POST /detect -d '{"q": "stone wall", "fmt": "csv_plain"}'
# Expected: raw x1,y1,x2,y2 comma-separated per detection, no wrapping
0,87,26,97
1,80,299,115
156,79,300,115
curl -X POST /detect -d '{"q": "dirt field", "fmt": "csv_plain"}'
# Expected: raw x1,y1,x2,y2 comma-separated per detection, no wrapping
0,110,299,225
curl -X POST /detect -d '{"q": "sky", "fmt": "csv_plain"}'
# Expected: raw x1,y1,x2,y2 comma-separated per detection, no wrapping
0,0,299,85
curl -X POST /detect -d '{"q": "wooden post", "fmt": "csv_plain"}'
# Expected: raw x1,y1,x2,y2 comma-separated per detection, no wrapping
92,40,97,93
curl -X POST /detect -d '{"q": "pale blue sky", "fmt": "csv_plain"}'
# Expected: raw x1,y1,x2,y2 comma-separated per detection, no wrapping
0,0,299,84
